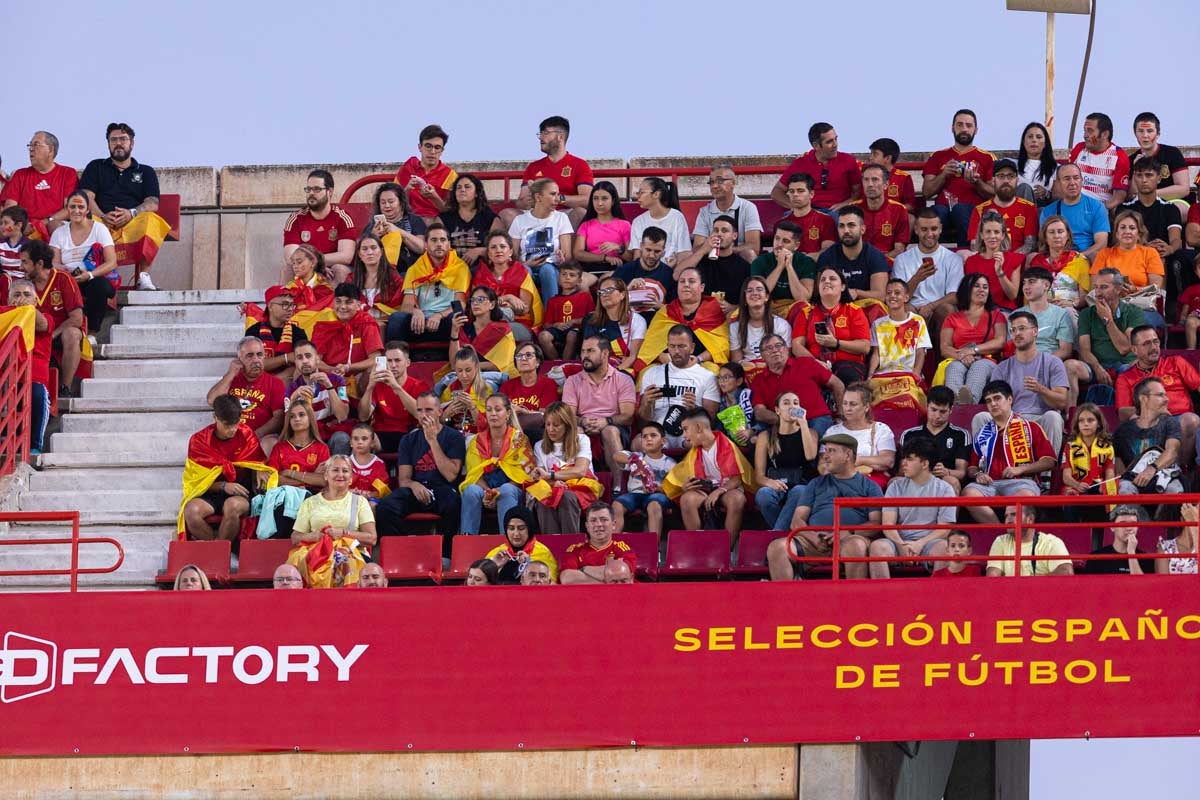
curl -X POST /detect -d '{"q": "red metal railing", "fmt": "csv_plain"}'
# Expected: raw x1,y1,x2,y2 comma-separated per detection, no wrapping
0,511,124,592
0,327,31,479
790,492,1200,578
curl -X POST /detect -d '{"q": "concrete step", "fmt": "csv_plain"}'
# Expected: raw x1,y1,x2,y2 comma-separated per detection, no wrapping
49,431,187,456
108,323,243,347
120,304,244,325
65,397,210,414
100,342,237,359
0,526,173,587
37,452,184,469
19,489,182,513
93,357,232,379
79,376,212,401
123,289,262,306
28,466,181,493
59,410,212,434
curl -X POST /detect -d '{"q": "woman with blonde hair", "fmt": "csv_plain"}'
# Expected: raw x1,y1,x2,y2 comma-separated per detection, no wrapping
531,402,602,533
823,382,896,488
173,564,212,591
1092,209,1167,328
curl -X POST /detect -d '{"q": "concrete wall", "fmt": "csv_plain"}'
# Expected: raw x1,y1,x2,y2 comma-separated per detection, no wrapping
144,148,1200,294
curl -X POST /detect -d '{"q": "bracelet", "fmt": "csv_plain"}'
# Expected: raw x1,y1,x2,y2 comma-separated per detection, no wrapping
283,353,289,365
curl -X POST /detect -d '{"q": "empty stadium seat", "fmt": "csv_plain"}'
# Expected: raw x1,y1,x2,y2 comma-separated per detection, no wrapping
379,535,444,583
445,534,506,581
614,531,660,580
874,406,922,436
539,533,585,567
661,530,731,579
232,539,293,584
156,540,231,586
950,404,985,431
732,529,777,578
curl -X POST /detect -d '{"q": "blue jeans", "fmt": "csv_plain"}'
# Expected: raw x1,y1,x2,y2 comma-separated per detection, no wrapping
531,263,559,303
755,484,807,530
932,203,974,247
29,382,49,454
384,311,453,344
460,482,521,534
808,414,835,439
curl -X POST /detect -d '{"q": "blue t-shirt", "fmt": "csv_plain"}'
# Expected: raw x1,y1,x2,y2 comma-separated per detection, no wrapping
797,472,883,529
1040,196,1110,252
816,243,890,293
397,426,466,488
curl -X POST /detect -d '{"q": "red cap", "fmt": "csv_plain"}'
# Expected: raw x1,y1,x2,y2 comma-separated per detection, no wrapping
264,285,292,304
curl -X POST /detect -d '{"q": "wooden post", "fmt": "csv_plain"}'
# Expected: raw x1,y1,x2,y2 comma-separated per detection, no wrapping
1045,12,1055,139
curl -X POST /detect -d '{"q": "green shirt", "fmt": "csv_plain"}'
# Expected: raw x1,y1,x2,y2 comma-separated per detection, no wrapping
751,251,817,301
1077,301,1144,367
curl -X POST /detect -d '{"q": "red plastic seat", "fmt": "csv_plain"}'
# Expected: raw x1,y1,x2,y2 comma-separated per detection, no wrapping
379,535,443,583
231,539,294,583
406,361,445,386
445,534,506,581
732,530,778,578
949,404,986,431
661,529,731,579
156,540,231,586
614,531,660,580
539,533,585,568
595,472,613,503
874,406,922,437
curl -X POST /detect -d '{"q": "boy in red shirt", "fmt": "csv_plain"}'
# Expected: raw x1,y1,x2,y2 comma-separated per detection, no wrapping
537,263,593,359
932,531,983,577
395,124,458,221
348,422,391,502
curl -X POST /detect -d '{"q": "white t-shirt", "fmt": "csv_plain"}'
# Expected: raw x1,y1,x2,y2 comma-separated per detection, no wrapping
825,421,896,460
692,196,764,242
891,245,964,308
621,312,648,346
637,362,719,424
508,210,574,265
50,221,114,271
534,432,593,472
1019,159,1056,196
630,208,692,261
728,316,792,361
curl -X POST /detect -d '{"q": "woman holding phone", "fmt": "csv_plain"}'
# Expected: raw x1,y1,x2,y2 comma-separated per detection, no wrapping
793,266,870,386
366,182,427,270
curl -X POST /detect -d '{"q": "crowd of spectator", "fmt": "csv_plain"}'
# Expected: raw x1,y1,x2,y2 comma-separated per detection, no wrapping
4,112,1198,589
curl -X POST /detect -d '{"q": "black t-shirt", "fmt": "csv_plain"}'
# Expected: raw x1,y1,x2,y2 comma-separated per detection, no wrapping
439,208,498,263
698,253,751,302
767,429,817,481
1114,414,1182,467
78,157,160,213
898,424,970,472
397,425,466,488
612,260,678,303
817,242,891,293
361,214,427,268
1083,545,1154,575
1120,198,1182,244
1131,145,1188,191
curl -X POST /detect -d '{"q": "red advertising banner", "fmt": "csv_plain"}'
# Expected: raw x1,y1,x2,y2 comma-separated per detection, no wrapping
1,577,1199,755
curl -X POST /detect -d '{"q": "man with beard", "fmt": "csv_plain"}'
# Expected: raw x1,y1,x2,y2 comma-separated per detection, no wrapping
638,326,720,448
815,206,890,302
1115,326,1200,464
562,335,637,480
78,122,168,289
613,226,676,313
281,169,356,282
891,209,963,326
967,159,1038,254
851,164,910,262
206,336,286,456
922,109,996,247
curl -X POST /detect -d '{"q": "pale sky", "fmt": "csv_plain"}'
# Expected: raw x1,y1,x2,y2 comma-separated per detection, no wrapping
6,1,1199,793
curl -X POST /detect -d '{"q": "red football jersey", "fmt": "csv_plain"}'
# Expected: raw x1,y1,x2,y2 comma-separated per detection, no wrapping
544,291,594,326
967,198,1039,251
923,147,995,207
780,209,836,255
229,371,285,432
851,199,910,257
268,439,331,476
499,375,560,413
963,252,1025,311
34,269,83,330
780,151,861,209
368,374,430,433
282,205,357,253
0,164,78,220
886,169,918,211
350,454,390,496
560,539,637,572
522,153,595,197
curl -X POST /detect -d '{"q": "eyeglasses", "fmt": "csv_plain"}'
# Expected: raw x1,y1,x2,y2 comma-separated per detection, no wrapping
707,177,734,186
302,186,327,194
1009,326,1035,334
270,299,296,307
273,577,302,584
107,135,131,143
761,343,788,352
515,352,538,361
470,296,490,304
420,142,444,152
597,287,619,296
26,141,47,150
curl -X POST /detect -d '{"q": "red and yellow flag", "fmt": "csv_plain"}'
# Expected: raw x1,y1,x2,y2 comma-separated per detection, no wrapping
662,432,755,500
636,297,729,375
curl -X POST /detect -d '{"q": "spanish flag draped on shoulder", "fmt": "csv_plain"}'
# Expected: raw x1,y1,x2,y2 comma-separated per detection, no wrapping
662,431,755,500
472,262,544,329
636,297,729,375
403,250,471,296
461,321,516,376
177,424,277,539
460,426,551,502
283,276,335,336
0,304,36,355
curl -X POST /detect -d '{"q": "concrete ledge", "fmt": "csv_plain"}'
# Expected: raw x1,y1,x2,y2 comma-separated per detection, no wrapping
0,745,797,800
157,167,219,208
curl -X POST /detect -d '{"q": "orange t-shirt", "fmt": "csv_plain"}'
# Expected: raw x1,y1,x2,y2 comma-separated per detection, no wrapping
1091,245,1165,289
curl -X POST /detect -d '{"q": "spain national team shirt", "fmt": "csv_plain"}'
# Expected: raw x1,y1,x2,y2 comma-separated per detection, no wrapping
268,439,331,477
923,147,995,207
349,454,390,496
870,312,931,374
0,164,78,220
850,199,910,258
35,269,83,330
368,374,430,433
560,538,637,572
544,290,595,326
228,371,285,432
780,209,836,255
522,152,595,198
967,198,1039,251
282,205,358,254
1069,141,1131,205
780,151,861,209
499,375,560,413
396,157,458,218
886,168,917,210
1114,357,1200,417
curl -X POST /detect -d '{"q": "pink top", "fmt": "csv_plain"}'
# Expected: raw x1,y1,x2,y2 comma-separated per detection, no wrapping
577,218,632,257
562,365,636,419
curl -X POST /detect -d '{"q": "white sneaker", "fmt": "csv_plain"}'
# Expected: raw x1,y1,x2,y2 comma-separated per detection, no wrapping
87,334,97,349
136,272,157,291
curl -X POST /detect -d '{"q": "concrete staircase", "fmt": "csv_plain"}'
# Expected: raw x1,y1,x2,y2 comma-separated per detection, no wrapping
0,290,254,590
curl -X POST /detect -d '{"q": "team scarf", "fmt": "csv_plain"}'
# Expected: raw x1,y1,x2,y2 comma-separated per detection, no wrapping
636,297,729,375
460,320,516,375
472,262,544,329
460,426,551,501
973,414,1035,475
1065,435,1114,485
177,424,277,539
403,250,471,294
662,431,755,500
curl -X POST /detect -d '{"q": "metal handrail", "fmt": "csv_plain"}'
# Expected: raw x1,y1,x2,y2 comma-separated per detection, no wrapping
0,512,124,591
0,327,31,479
